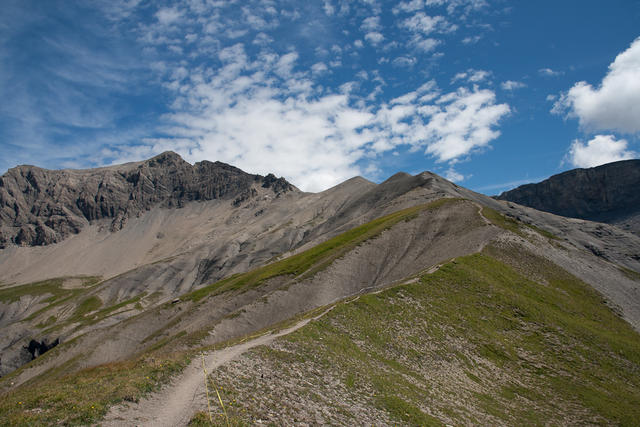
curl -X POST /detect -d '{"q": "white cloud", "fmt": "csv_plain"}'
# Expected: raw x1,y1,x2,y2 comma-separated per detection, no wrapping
275,52,298,78
323,1,335,16
418,87,510,162
361,16,381,32
155,7,182,25
443,167,464,182
393,0,424,14
462,35,482,44
501,80,526,91
567,134,636,168
553,37,640,134
364,32,384,45
468,70,490,82
425,0,487,16
402,12,456,35
146,42,509,191
392,56,417,67
253,32,273,46
539,67,563,77
311,62,328,75
410,36,440,52
11,1,510,191
452,69,491,83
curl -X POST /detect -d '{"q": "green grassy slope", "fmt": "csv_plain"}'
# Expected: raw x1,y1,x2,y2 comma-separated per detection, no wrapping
203,244,640,426
0,354,187,426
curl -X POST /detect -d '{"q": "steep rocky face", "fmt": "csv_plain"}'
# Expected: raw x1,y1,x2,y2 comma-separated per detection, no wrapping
0,152,295,248
496,159,640,234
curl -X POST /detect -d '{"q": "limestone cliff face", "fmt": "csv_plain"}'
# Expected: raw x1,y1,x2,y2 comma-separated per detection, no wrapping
0,152,295,247
497,159,640,234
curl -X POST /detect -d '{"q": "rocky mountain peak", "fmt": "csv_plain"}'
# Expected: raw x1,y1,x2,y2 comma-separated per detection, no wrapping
0,153,296,248
497,159,640,234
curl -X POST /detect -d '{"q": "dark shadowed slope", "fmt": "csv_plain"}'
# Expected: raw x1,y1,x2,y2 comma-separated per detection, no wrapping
497,159,640,235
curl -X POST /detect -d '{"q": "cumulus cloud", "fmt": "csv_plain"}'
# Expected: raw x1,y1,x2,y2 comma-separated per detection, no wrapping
410,36,440,52
461,35,482,44
501,80,526,91
393,0,424,14
553,37,640,134
311,62,328,75
539,67,562,77
443,167,464,182
418,87,510,162
361,16,381,32
452,69,491,83
567,135,636,168
393,0,487,16
155,7,182,25
402,12,456,35
364,31,384,45
145,42,510,191
392,56,417,67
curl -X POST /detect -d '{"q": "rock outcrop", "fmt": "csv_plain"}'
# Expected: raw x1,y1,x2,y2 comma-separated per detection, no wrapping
0,151,295,248
496,159,640,234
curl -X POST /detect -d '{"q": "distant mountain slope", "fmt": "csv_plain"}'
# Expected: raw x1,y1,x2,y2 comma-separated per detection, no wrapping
1,153,640,394
2,202,640,425
496,159,640,234
0,151,294,248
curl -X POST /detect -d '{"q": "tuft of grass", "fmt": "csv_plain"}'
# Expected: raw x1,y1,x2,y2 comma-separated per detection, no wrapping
481,207,523,236
187,198,460,302
188,410,247,426
523,223,559,240
71,296,103,319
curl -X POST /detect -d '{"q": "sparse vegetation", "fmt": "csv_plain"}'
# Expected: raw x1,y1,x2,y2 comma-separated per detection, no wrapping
207,244,640,425
0,278,66,303
0,354,188,426
619,265,640,281
71,295,103,319
0,276,102,305
482,206,560,242
187,198,460,302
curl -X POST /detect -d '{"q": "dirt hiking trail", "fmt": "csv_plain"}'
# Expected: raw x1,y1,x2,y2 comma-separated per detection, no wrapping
101,309,331,427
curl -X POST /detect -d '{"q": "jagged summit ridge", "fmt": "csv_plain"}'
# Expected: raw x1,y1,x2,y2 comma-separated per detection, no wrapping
0,151,295,247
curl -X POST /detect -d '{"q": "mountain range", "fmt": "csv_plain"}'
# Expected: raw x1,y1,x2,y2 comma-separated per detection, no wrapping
1,153,639,425
497,159,640,235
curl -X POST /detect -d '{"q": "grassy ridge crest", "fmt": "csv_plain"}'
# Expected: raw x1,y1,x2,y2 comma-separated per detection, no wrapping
187,197,458,302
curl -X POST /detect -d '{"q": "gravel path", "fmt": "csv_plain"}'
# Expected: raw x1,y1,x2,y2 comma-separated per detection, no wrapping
101,309,331,427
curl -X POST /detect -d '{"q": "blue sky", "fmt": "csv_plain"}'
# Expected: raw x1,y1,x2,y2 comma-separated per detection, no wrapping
1,0,639,193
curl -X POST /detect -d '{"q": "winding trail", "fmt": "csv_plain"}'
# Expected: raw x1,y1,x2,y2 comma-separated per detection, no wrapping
101,263,447,426
102,309,332,427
